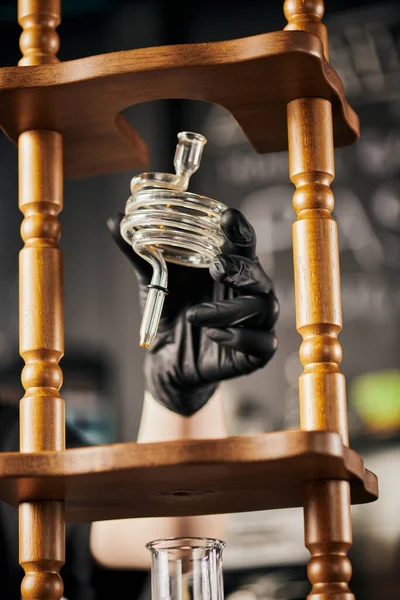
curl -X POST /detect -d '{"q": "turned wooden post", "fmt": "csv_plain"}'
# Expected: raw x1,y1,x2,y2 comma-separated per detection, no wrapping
18,2,65,600
285,2,354,599
19,0,60,65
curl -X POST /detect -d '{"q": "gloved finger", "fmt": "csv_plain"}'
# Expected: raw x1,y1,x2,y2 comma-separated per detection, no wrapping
210,254,274,295
187,294,279,330
220,208,257,259
206,327,278,361
232,350,275,375
107,213,152,282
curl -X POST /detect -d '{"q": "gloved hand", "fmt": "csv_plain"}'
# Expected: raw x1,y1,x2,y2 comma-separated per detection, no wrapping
107,208,279,416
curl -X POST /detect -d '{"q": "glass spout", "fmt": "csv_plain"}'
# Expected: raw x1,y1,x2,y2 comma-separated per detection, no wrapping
134,245,168,348
174,132,207,191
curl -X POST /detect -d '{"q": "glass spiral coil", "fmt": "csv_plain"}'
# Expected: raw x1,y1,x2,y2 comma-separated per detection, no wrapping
120,132,227,348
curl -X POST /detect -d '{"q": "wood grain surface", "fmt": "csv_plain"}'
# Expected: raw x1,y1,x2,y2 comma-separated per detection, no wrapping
0,431,378,524
0,30,359,178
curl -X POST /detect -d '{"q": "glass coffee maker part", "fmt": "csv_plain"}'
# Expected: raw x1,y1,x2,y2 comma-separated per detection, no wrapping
147,537,225,600
120,132,227,348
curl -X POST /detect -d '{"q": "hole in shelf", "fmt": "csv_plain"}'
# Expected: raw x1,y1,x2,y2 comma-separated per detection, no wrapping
121,99,244,197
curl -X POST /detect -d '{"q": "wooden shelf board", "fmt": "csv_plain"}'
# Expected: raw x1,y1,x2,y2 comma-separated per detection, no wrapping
0,30,359,179
0,430,378,523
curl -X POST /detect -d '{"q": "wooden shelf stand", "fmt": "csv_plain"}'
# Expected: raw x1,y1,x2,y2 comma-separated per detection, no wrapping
0,1,379,599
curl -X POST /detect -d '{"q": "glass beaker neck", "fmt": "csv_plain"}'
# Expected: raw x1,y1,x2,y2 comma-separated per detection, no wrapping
147,537,225,552
147,537,225,600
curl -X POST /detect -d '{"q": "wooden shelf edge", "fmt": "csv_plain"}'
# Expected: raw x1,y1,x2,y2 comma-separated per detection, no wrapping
0,430,378,523
0,30,359,179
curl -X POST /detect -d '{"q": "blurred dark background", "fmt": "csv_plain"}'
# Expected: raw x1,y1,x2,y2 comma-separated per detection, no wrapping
0,0,399,599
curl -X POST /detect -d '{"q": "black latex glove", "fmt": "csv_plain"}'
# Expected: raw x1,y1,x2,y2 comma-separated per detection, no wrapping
107,208,279,416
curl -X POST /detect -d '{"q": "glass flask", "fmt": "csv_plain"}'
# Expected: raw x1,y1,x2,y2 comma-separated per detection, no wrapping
120,132,227,348
147,537,225,600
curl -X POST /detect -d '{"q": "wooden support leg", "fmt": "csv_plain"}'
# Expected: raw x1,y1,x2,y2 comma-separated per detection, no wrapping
284,2,354,598
287,96,354,600
18,130,65,600
304,481,352,600
18,0,60,66
18,4,64,598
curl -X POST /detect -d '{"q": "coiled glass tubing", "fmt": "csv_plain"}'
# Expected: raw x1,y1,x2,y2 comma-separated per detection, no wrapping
120,132,227,348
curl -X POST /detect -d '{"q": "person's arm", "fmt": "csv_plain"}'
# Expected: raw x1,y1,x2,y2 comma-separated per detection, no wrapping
93,207,279,570
90,388,227,570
